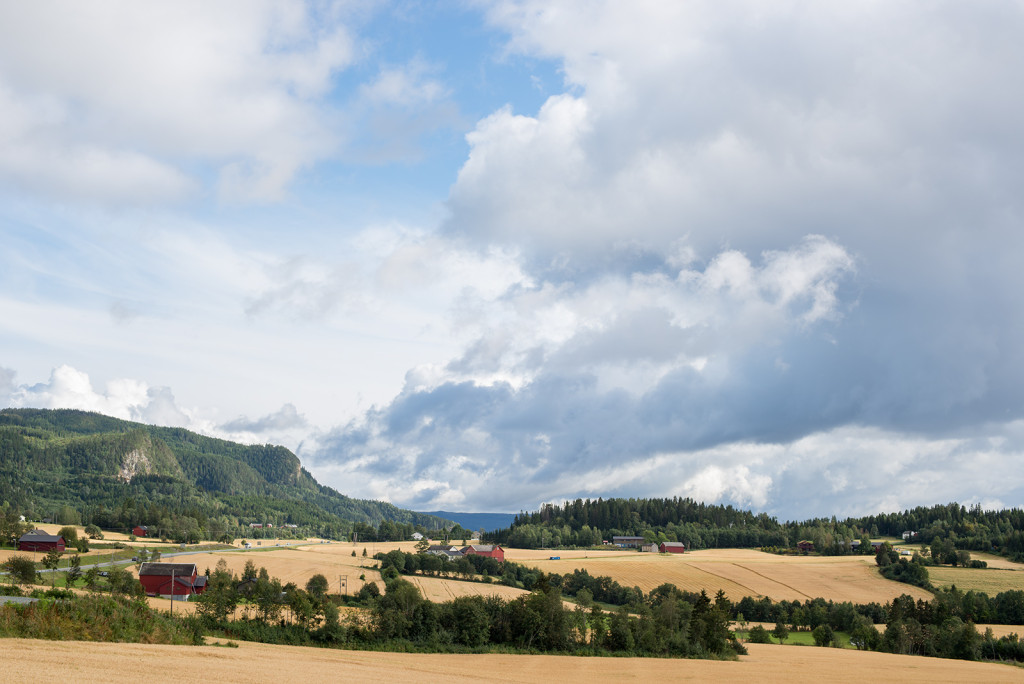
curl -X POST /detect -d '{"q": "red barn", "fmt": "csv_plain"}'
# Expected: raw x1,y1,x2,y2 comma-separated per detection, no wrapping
659,541,686,554
797,540,815,552
132,525,149,537
460,544,504,562
138,562,206,599
17,530,65,553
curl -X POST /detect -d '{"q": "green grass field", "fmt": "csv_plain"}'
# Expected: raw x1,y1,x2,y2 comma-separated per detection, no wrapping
929,566,1024,594
735,629,853,648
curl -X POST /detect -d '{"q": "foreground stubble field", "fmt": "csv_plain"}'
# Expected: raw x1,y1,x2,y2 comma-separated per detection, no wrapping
5,638,1023,683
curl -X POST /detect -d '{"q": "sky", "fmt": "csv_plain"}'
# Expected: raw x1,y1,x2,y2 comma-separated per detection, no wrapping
2,1,1024,520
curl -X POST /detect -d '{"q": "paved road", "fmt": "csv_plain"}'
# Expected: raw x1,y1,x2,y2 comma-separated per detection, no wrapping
4,540,318,576
0,596,39,606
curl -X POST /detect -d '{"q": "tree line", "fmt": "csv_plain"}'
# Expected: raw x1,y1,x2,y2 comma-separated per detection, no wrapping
190,557,744,658
484,497,1024,560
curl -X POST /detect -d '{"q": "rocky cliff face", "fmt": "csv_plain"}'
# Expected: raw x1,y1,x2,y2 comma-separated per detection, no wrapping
118,446,153,481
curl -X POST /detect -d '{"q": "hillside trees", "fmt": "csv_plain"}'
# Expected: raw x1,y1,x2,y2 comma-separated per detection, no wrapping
0,408,454,541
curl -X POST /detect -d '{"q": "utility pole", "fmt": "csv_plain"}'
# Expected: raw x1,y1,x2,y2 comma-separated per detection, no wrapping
170,568,175,615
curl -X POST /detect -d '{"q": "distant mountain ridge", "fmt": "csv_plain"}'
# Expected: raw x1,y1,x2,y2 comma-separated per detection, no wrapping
0,408,452,538
417,510,517,532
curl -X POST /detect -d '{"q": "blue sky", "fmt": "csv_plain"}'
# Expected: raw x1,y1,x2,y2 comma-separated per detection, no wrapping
2,1,1024,519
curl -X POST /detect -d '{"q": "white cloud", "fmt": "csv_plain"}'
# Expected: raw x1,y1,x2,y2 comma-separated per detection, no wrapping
306,235,860,512
2,364,312,449
360,59,448,107
9,365,168,424
0,1,356,204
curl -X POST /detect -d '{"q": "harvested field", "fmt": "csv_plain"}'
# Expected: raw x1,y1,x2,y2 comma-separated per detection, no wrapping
4,638,1023,683
513,548,933,603
406,575,530,603
183,543,541,605
978,624,1024,639
929,567,1024,594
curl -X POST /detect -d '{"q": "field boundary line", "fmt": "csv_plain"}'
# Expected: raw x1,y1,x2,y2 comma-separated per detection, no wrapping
733,563,812,600
681,562,760,599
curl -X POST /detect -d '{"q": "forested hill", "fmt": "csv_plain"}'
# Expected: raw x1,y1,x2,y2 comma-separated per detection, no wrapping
483,497,1024,559
0,408,451,540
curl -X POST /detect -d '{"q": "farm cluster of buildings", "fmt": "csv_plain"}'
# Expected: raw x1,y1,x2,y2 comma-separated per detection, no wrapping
611,536,686,553
425,544,505,562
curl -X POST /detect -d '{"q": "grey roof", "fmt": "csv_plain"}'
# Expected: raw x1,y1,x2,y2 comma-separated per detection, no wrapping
612,536,645,541
660,542,686,548
18,530,63,543
138,562,197,577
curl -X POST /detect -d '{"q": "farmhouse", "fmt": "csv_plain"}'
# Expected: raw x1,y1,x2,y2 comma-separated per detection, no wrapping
411,532,424,541
425,544,462,559
659,541,686,554
132,525,149,537
17,530,65,553
461,544,505,562
138,562,207,599
797,540,815,552
612,536,645,548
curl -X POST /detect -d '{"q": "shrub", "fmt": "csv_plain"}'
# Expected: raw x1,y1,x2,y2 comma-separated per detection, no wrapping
747,624,773,643
2,555,38,585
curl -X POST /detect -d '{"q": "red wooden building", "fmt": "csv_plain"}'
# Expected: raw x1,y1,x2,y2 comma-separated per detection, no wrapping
460,544,504,562
138,562,207,599
17,530,66,553
132,525,149,537
659,541,686,554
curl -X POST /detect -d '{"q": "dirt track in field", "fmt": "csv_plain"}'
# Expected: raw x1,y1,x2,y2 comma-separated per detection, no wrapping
4,638,1023,683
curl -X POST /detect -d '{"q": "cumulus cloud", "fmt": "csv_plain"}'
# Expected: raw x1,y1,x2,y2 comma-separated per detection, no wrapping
7,365,173,423
314,0,1024,515
304,236,862,512
1,364,313,450
301,0,1024,513
220,403,308,434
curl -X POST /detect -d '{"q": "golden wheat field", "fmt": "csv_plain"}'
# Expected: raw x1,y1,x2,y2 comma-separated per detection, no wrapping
5,638,1024,683
510,548,934,603
129,540,505,599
